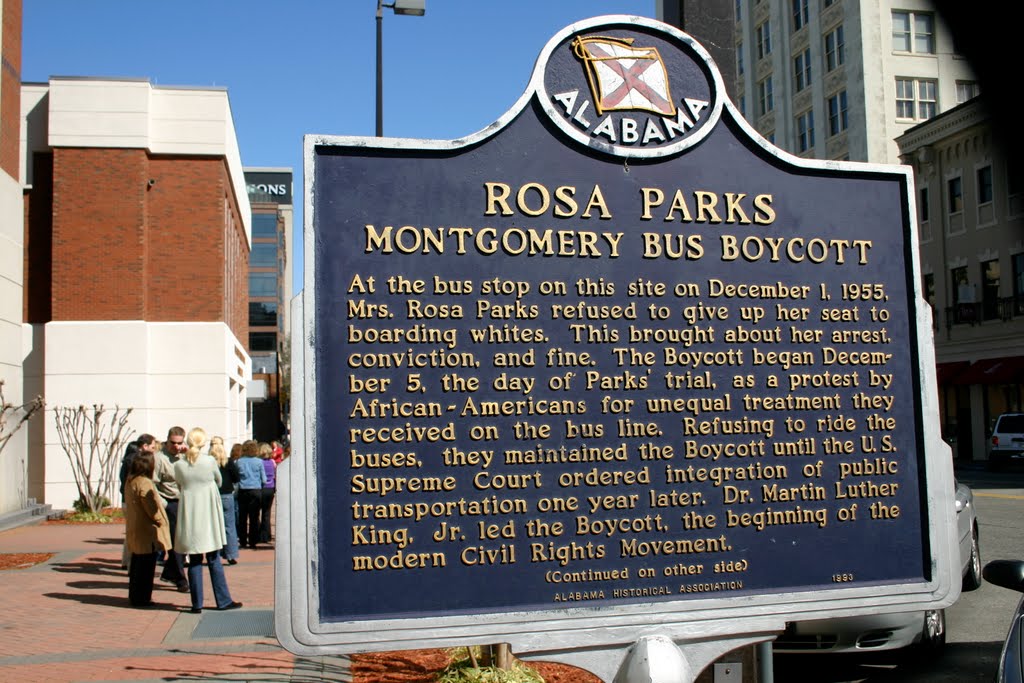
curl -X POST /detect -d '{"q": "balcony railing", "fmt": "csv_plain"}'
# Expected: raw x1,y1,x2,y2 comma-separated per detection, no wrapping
943,296,1022,330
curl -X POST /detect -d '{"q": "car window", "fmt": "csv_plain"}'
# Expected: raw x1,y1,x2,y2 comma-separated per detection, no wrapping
996,415,1024,433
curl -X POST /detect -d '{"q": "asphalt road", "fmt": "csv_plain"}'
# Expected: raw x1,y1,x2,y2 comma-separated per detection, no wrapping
771,464,1024,682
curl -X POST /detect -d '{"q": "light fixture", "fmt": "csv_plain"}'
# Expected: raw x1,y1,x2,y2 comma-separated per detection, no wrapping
376,0,426,136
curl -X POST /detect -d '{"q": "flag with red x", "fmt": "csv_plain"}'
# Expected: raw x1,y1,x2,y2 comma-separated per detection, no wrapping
572,36,676,117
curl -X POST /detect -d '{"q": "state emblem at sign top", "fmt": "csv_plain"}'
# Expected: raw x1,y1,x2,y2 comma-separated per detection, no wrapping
537,15,724,158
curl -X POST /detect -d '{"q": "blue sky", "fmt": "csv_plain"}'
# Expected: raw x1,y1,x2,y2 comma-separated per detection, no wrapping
23,1,656,294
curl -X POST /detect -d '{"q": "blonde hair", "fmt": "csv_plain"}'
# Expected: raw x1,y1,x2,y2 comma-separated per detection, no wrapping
211,442,228,467
259,442,273,460
185,427,208,465
210,435,224,447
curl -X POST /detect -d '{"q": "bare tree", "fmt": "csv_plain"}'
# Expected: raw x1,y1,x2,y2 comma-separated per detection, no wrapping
0,378,44,457
53,405,135,513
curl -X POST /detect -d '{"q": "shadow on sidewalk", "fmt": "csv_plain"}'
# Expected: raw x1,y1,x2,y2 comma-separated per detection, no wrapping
84,536,124,545
43,591,182,611
51,556,124,576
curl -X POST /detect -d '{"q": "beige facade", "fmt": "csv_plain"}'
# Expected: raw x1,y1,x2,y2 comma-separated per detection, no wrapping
897,99,1024,462
733,0,977,163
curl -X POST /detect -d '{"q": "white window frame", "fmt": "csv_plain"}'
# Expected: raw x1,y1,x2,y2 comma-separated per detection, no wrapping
896,78,937,122
792,0,809,30
825,25,845,71
827,90,848,136
794,48,812,92
757,19,770,59
758,76,774,116
892,11,935,54
955,81,980,104
796,110,815,152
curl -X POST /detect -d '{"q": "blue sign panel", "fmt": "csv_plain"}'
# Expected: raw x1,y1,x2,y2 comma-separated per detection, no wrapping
301,16,944,633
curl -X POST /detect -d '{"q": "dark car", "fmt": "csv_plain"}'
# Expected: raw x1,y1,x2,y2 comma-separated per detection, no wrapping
983,560,1024,683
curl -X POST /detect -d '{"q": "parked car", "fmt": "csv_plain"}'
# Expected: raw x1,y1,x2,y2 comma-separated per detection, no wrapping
983,560,1024,683
774,480,980,654
989,413,1024,470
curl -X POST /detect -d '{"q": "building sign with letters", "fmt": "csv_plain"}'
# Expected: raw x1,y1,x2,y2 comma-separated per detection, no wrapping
277,15,960,658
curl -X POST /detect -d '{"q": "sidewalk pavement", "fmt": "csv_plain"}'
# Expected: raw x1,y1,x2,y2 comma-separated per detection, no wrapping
0,519,351,682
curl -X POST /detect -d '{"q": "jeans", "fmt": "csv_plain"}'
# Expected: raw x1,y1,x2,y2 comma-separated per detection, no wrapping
237,489,261,547
187,550,235,610
220,493,240,561
259,487,276,543
159,498,187,585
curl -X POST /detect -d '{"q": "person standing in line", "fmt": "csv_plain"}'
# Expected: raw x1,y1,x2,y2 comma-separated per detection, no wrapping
124,449,171,607
212,439,241,565
173,427,242,613
119,434,155,570
154,426,189,592
257,442,277,545
236,440,266,549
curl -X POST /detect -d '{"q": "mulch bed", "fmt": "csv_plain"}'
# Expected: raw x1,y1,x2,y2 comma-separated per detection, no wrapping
351,650,600,683
44,507,125,525
0,552,54,570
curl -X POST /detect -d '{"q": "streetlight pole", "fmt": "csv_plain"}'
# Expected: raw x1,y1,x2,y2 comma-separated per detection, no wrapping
375,0,425,137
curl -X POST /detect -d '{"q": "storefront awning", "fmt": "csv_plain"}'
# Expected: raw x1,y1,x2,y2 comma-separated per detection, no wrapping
936,361,970,385
951,356,1024,385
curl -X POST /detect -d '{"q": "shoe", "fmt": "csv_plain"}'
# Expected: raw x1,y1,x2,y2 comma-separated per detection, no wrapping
227,559,238,565
216,601,243,611
189,607,202,614
176,581,190,593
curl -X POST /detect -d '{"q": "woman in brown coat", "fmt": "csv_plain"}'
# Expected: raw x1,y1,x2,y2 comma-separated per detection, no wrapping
124,450,172,607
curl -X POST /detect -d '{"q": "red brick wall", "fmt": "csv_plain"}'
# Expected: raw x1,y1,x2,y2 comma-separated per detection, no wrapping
0,0,21,180
37,147,249,343
50,147,148,320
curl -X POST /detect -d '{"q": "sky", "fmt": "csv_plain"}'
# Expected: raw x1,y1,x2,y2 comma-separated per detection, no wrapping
23,1,657,295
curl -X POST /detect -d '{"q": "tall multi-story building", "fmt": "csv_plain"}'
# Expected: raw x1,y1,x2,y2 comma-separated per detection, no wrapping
244,168,292,442
897,100,1024,462
732,0,977,163
0,0,24,515
21,77,253,508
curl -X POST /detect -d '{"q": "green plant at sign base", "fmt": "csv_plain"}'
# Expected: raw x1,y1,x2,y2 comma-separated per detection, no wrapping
437,649,545,683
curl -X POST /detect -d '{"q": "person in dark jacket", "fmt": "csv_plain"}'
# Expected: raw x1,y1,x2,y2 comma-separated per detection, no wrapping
211,438,241,564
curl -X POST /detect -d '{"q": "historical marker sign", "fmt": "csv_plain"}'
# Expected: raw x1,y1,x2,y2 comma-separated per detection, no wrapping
277,15,959,658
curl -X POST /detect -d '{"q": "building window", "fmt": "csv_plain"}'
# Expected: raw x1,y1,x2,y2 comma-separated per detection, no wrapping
796,110,815,152
924,273,935,311
827,91,848,135
981,259,1001,320
252,213,277,238
794,49,812,91
250,332,277,353
892,11,935,54
736,0,742,20
823,0,836,7
1013,254,1024,314
737,43,744,76
792,0,809,30
825,25,845,71
947,177,963,214
251,242,278,267
756,20,772,59
249,272,277,298
758,76,774,116
896,78,937,121
250,301,278,328
978,165,993,205
739,95,746,117
919,187,929,222
956,81,981,104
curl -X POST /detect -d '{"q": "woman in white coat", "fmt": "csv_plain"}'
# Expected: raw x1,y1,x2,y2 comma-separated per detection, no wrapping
174,427,242,613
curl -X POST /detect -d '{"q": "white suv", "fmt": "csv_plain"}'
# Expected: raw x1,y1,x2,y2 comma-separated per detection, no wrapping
989,413,1024,471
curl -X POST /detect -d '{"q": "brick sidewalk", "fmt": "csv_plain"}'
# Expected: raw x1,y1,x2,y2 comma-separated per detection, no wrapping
0,520,349,682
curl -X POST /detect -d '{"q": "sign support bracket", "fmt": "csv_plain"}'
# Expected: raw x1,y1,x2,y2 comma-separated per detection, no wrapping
518,632,781,683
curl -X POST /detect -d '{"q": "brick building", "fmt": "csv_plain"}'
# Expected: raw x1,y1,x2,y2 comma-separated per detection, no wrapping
0,0,24,515
21,77,253,508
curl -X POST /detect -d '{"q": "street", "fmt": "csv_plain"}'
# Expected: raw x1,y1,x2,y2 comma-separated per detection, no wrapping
772,464,1024,682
